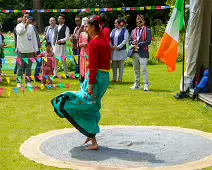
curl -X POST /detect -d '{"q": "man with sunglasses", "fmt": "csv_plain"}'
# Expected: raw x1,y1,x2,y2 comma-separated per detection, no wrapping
52,14,70,78
129,14,152,91
70,15,84,74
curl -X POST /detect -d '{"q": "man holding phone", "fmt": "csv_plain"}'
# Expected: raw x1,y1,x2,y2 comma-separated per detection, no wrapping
16,12,38,88
52,14,70,78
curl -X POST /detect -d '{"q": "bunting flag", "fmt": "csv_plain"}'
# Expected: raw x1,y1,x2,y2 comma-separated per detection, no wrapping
65,84,70,89
21,87,26,93
30,58,36,63
43,57,48,62
6,77,10,84
40,85,45,90
27,86,33,92
0,6,191,13
61,73,67,79
157,0,184,72
23,58,29,64
62,56,66,61
0,88,4,96
8,58,13,66
6,88,11,97
0,77,2,82
74,55,78,64
13,88,18,94
30,76,35,82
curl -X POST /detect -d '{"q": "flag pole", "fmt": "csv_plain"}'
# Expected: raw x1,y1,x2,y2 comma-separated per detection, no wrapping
175,0,189,99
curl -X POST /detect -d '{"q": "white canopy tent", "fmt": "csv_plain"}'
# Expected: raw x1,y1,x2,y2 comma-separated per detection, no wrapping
182,0,212,94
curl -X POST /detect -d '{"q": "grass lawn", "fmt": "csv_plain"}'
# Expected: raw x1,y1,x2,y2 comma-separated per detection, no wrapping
0,63,212,170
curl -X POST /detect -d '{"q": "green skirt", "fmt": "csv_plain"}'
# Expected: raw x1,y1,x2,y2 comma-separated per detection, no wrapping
51,71,110,138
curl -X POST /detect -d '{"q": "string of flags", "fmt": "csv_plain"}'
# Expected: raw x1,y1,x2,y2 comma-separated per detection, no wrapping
1,55,81,66
0,83,72,97
0,73,80,84
0,6,178,13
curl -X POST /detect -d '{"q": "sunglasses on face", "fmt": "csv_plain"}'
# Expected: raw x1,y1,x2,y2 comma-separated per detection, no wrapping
75,20,80,22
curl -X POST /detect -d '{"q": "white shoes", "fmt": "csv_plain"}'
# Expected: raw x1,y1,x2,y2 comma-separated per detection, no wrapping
130,83,150,91
144,83,150,91
130,83,141,90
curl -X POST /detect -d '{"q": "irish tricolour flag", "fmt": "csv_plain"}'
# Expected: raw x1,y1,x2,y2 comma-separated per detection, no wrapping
157,0,184,72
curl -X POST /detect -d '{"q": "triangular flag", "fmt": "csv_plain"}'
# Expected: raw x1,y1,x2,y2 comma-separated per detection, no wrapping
58,84,65,89
37,58,42,63
0,88,4,96
30,58,36,63
0,78,2,82
54,85,58,90
8,58,13,66
6,88,12,97
71,74,76,79
25,76,30,81
157,0,184,72
47,85,52,90
16,58,22,66
84,55,89,59
43,57,48,62
50,76,54,82
40,85,45,90
23,58,29,64
13,76,16,81
34,86,39,92
21,87,26,93
61,73,66,79
36,76,42,81
67,55,73,61
65,84,70,89
74,55,78,64
6,77,10,84
17,76,22,82
27,86,33,92
55,56,62,62
13,88,18,94
62,56,66,61
75,74,80,78
30,76,35,82
44,75,49,79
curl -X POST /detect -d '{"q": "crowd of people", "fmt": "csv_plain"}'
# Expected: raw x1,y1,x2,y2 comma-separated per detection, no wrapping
0,12,152,91
0,12,152,150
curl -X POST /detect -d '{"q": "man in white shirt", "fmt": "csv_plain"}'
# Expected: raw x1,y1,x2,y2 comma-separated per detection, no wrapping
52,14,70,78
42,17,57,45
16,12,38,88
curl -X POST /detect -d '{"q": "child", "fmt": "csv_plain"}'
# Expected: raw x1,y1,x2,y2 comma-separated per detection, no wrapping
79,20,89,83
39,42,56,87
0,32,6,77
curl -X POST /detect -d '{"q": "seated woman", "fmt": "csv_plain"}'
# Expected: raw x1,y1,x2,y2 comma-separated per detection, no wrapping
51,15,111,150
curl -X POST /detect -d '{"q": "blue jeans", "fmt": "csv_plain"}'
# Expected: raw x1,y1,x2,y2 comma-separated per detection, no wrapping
34,51,42,77
73,49,80,74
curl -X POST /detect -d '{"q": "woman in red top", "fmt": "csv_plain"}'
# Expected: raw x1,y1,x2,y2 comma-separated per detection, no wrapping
51,15,111,150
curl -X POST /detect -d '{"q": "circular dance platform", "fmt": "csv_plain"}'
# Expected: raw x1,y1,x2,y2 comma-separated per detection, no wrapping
20,126,212,170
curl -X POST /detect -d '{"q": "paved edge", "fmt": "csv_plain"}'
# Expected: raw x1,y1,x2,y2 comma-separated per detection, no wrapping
20,126,212,170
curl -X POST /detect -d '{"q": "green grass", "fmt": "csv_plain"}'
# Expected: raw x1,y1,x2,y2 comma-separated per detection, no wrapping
0,63,212,170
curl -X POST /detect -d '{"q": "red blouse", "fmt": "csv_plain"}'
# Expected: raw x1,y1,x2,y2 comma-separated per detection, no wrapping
88,36,111,84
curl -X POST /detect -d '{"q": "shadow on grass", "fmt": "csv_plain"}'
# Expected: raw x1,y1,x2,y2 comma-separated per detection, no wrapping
150,89,174,93
70,146,164,164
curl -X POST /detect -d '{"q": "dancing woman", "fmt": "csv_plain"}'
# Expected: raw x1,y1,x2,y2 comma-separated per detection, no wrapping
51,15,111,150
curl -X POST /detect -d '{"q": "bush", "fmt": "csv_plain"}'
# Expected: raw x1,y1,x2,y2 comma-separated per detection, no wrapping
58,59,76,72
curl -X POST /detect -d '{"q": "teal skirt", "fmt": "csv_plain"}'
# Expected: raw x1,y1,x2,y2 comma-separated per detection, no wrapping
51,71,110,138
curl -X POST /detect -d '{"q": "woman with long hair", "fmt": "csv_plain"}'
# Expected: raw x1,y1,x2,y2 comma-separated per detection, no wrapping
51,15,111,150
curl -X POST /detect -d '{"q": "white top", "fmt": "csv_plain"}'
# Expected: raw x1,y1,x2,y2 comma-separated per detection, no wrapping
53,24,70,56
110,28,129,60
16,22,38,53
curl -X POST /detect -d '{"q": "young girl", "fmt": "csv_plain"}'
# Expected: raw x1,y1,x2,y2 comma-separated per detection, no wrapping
39,42,56,87
0,32,6,77
79,19,89,83
51,15,111,150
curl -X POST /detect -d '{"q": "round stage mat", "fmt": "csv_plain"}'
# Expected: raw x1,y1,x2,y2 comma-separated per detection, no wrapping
20,126,212,170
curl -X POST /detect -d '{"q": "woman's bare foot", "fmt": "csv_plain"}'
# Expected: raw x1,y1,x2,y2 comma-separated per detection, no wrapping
84,137,92,144
84,137,99,151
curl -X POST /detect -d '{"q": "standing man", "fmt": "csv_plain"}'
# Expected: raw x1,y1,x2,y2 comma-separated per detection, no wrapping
16,12,38,88
52,14,70,78
31,17,42,82
129,14,152,91
42,17,57,45
71,15,83,74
